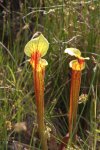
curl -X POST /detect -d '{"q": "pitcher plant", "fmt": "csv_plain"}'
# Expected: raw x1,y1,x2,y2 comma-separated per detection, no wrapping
24,33,49,150
59,48,89,150
65,48,89,141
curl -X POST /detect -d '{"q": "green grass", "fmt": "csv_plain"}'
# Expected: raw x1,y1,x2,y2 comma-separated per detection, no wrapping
0,0,100,149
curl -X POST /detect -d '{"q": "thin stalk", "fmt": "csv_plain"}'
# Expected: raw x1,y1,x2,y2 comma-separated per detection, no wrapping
69,70,81,140
33,67,48,150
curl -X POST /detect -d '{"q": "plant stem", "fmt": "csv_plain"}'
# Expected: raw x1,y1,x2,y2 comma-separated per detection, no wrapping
69,70,81,140
33,68,48,150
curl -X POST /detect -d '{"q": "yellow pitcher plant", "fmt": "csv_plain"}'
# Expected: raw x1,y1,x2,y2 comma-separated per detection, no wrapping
65,48,89,141
24,33,49,150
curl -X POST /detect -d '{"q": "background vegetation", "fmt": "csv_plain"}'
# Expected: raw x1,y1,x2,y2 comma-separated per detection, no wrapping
0,0,100,149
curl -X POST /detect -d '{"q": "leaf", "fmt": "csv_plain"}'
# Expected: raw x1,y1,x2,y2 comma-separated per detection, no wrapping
24,34,49,57
64,48,81,58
